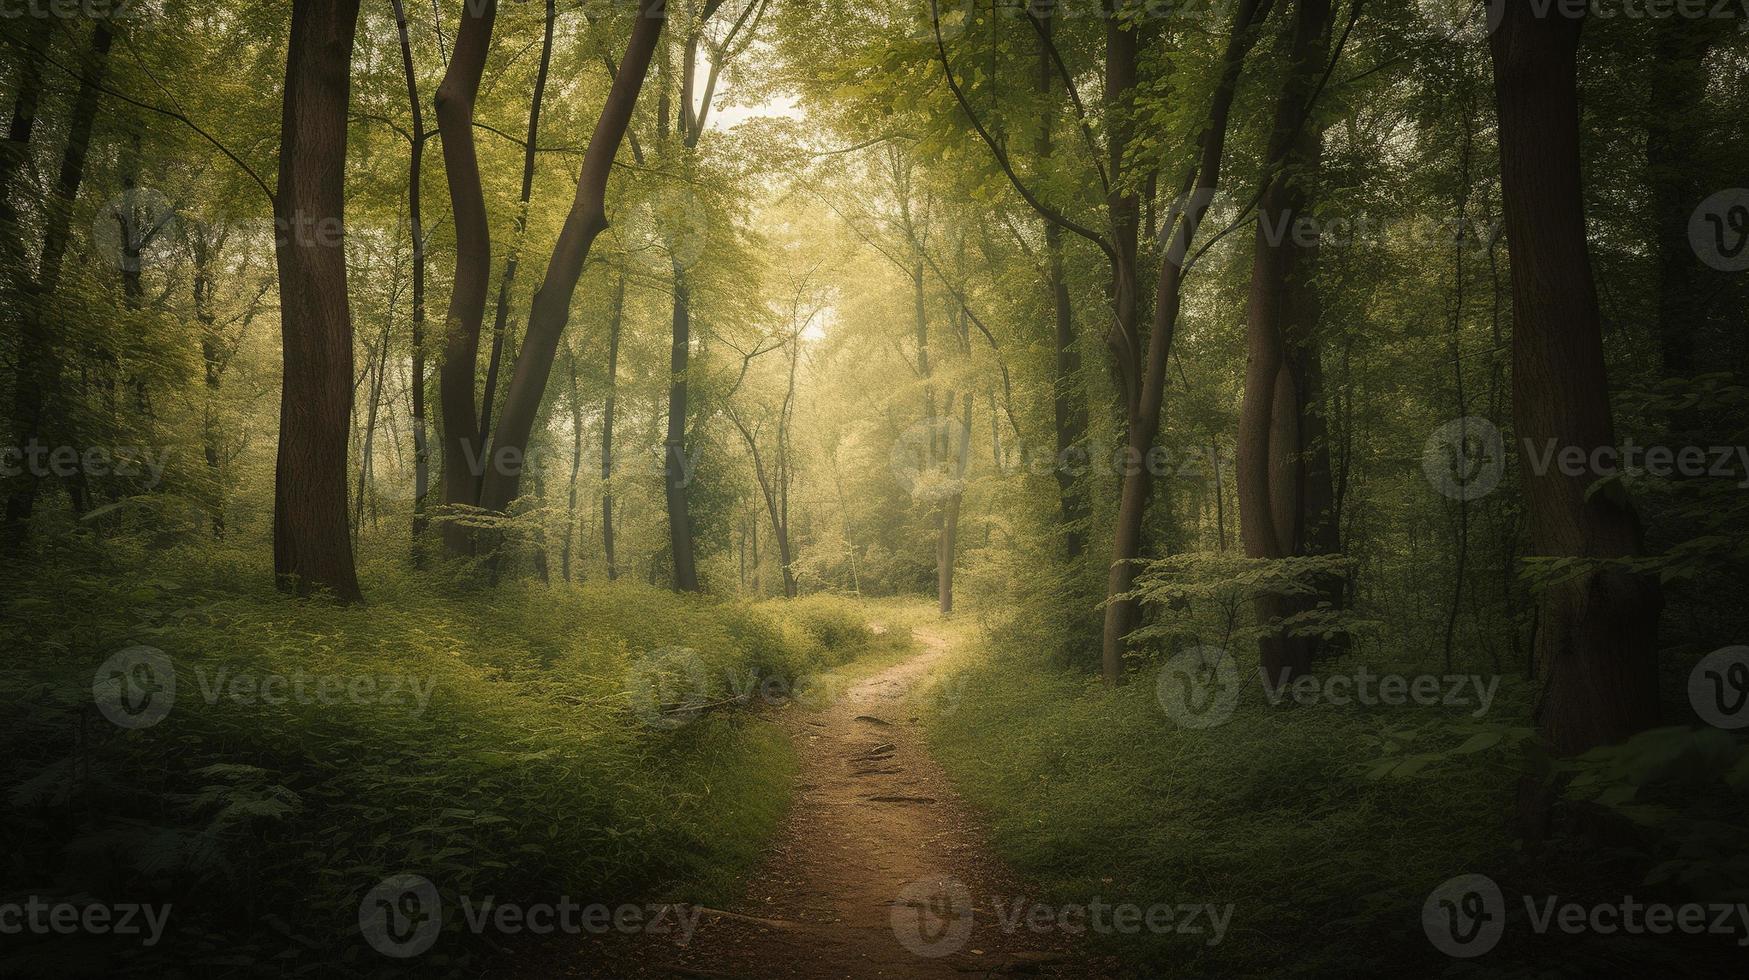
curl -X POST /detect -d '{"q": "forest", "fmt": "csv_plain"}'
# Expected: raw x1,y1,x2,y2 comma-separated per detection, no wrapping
2,0,1748,976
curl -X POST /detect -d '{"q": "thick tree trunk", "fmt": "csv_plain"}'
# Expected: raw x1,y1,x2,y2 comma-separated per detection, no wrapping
390,0,432,547
272,0,364,602
4,20,112,549
1237,0,1333,684
1099,0,1262,685
478,0,556,448
434,0,497,554
1490,3,1660,760
475,0,665,516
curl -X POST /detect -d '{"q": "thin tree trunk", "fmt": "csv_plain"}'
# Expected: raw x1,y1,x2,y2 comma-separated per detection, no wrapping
390,0,432,549
273,0,365,602
561,349,582,582
4,20,112,548
938,394,973,614
1647,16,1720,380
664,262,700,590
1489,3,1661,765
1036,11,1089,563
478,0,556,448
1101,0,1263,685
476,0,666,518
434,0,498,554
602,274,624,580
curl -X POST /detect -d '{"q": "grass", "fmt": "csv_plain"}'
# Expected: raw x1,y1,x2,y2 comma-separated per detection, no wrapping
1,534,910,976
918,619,1749,978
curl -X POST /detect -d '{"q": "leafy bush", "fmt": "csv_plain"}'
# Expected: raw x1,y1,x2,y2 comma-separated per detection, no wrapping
1,541,892,976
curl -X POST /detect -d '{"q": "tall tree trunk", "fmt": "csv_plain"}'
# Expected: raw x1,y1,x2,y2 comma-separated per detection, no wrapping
1035,11,1089,563
478,0,556,448
192,229,227,537
1646,16,1721,381
475,0,665,517
664,262,700,590
561,348,582,582
1237,0,1334,684
272,0,365,602
390,0,432,548
1100,0,1263,685
602,274,624,580
4,20,112,549
434,0,498,555
938,394,973,614
1489,4,1661,764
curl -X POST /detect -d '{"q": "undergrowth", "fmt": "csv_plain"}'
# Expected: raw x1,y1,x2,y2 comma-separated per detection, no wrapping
922,623,1749,977
1,534,902,976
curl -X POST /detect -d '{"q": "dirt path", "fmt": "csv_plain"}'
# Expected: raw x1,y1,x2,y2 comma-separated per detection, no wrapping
527,628,1097,978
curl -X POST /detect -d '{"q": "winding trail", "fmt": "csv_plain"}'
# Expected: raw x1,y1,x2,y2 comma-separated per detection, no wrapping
529,628,1095,978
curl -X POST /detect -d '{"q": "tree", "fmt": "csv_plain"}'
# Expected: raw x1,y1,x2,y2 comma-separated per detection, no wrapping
1488,2,1661,764
272,0,365,602
1236,0,1338,683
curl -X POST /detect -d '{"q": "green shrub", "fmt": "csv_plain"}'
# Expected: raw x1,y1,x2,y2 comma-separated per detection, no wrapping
1,542,890,976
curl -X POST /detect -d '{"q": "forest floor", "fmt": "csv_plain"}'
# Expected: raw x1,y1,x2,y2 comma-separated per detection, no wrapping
502,626,1105,979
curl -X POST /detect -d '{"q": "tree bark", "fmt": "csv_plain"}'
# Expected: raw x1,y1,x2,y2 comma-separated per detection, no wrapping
434,0,498,554
4,20,112,548
391,0,432,548
475,0,666,519
1035,12,1089,563
1646,16,1722,380
272,0,365,602
1099,0,1263,685
1236,0,1334,684
938,394,974,614
478,0,556,448
602,274,624,580
1489,2,1661,759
